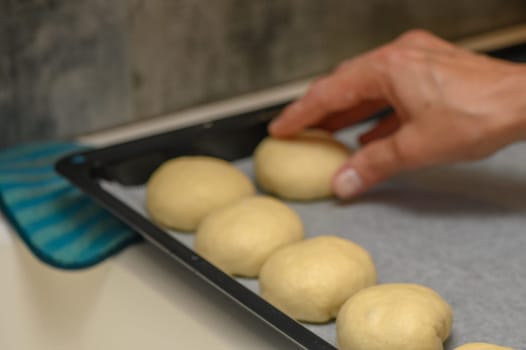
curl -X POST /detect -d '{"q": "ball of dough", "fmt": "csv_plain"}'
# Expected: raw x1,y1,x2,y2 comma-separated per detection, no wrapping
146,156,255,231
194,196,304,277
455,343,514,350
259,235,376,323
337,284,453,350
254,129,351,200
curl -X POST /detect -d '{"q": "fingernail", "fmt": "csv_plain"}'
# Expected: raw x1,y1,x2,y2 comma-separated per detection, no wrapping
334,168,363,198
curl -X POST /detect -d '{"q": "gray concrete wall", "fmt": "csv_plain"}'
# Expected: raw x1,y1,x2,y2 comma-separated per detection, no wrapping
2,0,526,147
0,0,132,147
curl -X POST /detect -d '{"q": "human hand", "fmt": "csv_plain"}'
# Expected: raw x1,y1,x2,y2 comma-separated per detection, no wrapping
269,30,526,199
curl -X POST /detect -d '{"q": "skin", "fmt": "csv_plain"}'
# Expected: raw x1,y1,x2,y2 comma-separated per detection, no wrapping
269,30,526,199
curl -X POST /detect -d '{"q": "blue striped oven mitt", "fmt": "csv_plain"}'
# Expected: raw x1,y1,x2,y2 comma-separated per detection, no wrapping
0,142,141,269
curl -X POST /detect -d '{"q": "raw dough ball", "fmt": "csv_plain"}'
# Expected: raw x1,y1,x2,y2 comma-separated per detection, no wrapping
194,196,304,277
337,284,453,350
254,129,351,200
147,156,255,231
455,343,514,350
259,235,376,323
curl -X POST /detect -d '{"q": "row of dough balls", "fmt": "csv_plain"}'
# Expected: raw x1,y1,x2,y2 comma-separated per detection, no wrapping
147,129,351,234
144,157,451,349
145,132,513,350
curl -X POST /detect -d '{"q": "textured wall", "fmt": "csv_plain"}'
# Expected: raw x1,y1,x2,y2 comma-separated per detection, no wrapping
130,0,526,118
0,0,132,147
2,0,526,147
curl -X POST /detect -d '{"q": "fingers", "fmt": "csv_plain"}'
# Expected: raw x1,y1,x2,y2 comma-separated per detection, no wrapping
358,114,401,145
332,136,406,199
316,100,389,132
269,55,386,137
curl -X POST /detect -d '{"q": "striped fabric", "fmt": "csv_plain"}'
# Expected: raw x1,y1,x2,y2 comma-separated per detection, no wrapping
0,142,141,269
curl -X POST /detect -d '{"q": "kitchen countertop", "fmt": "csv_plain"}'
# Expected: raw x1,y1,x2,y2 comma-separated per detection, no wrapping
1,25,526,350
0,213,305,350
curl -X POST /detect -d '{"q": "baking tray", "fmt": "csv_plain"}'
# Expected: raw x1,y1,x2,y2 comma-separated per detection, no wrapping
56,102,526,349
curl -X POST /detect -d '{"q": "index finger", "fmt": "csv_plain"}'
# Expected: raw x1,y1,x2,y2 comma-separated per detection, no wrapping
269,51,391,137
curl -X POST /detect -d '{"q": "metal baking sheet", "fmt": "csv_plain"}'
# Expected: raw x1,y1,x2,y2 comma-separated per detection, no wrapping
100,126,526,350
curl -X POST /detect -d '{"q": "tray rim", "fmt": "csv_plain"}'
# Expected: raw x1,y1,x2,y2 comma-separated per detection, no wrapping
55,102,336,350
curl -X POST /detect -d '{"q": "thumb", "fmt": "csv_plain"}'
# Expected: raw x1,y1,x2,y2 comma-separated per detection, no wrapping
332,137,406,199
